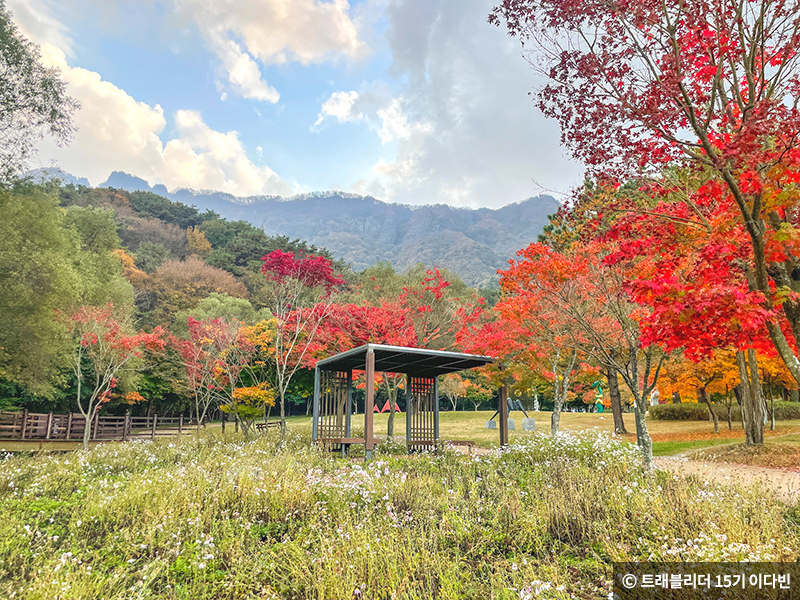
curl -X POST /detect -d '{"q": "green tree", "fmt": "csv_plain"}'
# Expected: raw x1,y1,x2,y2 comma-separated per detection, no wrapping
0,186,79,392
135,241,171,274
0,2,79,185
172,293,270,338
63,206,133,308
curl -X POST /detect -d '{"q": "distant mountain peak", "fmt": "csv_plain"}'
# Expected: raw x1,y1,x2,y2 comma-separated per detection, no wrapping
27,167,90,187
100,171,152,192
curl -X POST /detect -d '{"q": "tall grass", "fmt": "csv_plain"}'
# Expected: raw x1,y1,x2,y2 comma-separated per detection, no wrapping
0,430,797,599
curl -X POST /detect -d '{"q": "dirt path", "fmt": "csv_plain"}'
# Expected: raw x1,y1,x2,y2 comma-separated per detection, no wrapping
654,455,800,504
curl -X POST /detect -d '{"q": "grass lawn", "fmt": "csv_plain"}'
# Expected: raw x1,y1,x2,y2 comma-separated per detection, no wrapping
279,410,800,456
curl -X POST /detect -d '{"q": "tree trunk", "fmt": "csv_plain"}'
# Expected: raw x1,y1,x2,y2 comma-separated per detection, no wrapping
769,395,775,431
792,388,799,403
606,369,627,435
279,391,286,442
726,397,733,431
632,394,653,470
82,408,92,451
633,398,643,445
551,349,578,436
551,401,562,435
736,350,765,445
672,391,682,403
698,388,719,434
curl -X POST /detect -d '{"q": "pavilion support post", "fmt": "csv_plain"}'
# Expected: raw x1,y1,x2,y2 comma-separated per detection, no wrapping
365,349,376,459
499,384,509,447
405,374,412,451
434,376,440,444
312,367,321,441
343,370,353,458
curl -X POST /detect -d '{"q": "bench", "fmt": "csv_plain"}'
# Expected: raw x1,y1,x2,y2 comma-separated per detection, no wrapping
255,421,281,432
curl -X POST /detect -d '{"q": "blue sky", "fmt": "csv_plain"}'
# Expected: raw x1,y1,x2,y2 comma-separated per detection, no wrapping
13,0,583,208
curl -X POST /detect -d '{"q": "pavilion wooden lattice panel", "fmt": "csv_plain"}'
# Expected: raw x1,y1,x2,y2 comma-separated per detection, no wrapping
316,370,351,448
406,376,438,451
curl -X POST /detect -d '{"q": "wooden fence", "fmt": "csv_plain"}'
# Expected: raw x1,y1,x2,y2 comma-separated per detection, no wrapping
0,410,196,442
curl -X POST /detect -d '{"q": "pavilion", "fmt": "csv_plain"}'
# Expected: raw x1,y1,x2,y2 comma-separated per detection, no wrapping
312,344,507,458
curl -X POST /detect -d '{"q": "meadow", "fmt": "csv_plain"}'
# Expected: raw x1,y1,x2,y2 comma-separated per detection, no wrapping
1,422,798,600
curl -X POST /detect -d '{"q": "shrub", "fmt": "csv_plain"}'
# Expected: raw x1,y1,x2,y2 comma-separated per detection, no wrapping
650,401,800,421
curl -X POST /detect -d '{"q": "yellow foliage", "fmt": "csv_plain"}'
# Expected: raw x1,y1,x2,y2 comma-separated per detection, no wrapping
231,384,276,408
113,249,149,288
186,226,212,258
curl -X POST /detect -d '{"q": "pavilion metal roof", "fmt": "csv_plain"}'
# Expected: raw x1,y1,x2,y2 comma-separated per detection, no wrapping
315,344,495,378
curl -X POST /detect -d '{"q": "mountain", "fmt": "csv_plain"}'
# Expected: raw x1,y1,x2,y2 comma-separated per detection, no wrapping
28,167,90,187
95,172,559,287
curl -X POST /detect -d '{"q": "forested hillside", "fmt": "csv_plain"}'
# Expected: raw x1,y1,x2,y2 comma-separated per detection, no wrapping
96,170,558,287
0,180,484,420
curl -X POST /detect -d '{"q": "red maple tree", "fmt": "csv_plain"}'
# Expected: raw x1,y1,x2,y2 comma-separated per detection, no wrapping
70,305,165,449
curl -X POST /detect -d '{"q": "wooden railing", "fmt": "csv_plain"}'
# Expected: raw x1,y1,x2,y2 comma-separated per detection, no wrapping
0,410,196,442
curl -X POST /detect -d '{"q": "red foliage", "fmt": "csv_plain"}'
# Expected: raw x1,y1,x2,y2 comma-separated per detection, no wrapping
260,249,344,293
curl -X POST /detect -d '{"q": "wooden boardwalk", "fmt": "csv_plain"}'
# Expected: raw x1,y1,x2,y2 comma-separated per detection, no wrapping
0,410,196,450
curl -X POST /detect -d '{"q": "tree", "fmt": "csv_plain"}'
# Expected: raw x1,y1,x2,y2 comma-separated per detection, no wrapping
0,2,79,185
491,0,800,424
186,226,212,258
260,249,344,435
440,373,467,411
172,319,224,432
0,186,80,393
461,299,584,436
480,240,666,467
135,242,171,274
63,205,134,309
464,372,493,411
146,256,248,325
222,384,275,437
658,353,739,433
172,293,269,338
604,176,776,444
69,305,165,449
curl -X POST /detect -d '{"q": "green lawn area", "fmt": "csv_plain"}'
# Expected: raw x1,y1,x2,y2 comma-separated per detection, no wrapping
279,410,800,456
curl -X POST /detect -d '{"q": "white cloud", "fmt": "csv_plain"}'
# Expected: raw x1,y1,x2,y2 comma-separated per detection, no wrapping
174,0,368,101
32,43,295,196
208,35,280,102
313,90,362,129
313,89,432,148
375,98,431,144
6,0,75,56
359,0,583,207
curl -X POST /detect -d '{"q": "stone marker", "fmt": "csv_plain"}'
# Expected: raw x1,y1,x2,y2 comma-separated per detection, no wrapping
485,420,497,429
508,418,515,431
522,418,536,431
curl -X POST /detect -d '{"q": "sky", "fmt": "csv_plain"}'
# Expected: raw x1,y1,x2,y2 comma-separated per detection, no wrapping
11,0,584,208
